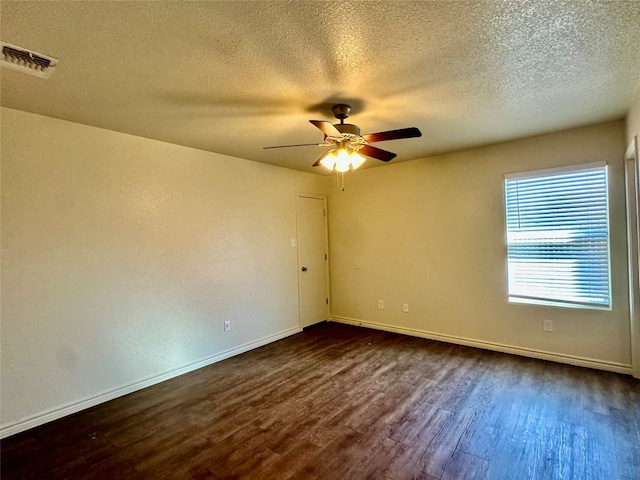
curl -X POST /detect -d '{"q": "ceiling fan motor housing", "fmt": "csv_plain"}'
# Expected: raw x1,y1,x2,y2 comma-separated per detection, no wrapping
334,123,361,136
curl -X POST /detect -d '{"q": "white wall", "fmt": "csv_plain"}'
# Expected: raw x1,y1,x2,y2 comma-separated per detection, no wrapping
0,107,327,436
328,121,631,371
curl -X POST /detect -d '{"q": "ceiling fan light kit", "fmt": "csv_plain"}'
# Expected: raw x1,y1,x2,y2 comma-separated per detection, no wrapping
319,148,366,172
264,103,422,178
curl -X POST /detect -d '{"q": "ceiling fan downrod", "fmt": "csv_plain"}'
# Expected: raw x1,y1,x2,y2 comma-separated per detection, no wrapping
331,104,360,136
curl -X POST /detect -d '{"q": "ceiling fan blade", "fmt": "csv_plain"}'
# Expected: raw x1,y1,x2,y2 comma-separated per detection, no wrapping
363,127,422,143
312,151,331,167
263,143,323,149
310,120,342,138
359,145,397,162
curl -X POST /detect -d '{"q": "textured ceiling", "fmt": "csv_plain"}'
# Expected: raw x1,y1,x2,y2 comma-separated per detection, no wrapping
2,1,640,174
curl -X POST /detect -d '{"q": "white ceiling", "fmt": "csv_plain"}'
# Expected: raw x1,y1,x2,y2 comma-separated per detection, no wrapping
2,1,640,174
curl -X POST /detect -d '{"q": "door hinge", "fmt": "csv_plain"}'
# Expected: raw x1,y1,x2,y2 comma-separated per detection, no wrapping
325,253,327,260
326,298,329,304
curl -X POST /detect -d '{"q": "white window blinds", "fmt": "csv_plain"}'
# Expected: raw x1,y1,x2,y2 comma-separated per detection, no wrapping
504,163,610,309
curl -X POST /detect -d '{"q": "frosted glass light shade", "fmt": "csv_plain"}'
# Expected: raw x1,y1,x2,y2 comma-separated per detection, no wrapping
320,149,366,172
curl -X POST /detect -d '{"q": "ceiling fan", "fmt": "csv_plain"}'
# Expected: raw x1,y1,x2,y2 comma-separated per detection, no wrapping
264,104,422,172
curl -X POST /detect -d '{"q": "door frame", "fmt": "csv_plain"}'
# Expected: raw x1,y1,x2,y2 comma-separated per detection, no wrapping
295,193,331,328
625,135,640,378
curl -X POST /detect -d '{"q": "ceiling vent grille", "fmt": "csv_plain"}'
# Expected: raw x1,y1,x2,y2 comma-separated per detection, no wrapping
1,42,58,79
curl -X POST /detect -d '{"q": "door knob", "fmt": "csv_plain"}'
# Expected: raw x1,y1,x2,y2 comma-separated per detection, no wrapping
301,267,308,272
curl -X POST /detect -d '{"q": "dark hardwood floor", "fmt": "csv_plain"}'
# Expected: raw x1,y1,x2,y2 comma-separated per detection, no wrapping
2,322,639,479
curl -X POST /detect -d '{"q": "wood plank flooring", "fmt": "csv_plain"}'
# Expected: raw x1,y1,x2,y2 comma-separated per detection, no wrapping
2,322,639,479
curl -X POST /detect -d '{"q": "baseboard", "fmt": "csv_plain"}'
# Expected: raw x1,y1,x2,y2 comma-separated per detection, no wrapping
331,316,632,375
0,326,301,439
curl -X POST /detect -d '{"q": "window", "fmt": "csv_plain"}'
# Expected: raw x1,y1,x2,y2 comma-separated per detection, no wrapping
504,162,610,309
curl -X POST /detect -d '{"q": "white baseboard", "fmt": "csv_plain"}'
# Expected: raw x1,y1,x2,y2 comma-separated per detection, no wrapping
1,326,301,439
331,316,632,375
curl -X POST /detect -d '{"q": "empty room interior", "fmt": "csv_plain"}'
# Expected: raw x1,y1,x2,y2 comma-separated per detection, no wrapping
1,1,640,479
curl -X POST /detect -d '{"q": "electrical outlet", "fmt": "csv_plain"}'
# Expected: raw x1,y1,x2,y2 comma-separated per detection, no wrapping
543,319,553,332
403,303,409,313
224,320,231,332
378,300,384,310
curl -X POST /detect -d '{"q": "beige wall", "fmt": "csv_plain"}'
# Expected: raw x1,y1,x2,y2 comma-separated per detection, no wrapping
1,106,633,436
0,107,327,435
328,121,630,370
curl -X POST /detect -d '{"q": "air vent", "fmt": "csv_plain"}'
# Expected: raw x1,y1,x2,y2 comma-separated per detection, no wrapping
1,42,58,78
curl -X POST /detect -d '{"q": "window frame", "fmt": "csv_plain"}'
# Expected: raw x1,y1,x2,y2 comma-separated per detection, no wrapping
503,161,612,310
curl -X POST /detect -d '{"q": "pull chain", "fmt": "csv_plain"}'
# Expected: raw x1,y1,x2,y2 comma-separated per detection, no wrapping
335,171,345,191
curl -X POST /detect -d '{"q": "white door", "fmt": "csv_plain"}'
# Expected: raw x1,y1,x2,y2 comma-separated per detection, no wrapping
625,136,640,379
296,194,329,328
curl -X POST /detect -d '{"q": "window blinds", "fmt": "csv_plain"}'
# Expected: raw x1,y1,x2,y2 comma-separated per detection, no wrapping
504,163,610,308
